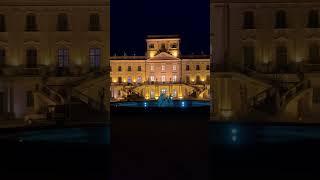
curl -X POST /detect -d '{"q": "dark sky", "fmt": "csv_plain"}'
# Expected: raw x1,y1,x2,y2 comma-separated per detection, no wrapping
111,0,210,56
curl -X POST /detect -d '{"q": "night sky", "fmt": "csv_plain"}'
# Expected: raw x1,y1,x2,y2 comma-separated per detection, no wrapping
111,0,210,56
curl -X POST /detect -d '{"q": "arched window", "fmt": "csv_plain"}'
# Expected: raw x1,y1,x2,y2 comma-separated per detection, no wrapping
89,13,100,31
309,44,320,64
25,14,37,31
57,13,69,31
26,48,37,68
243,11,255,29
0,15,6,32
0,48,5,66
308,10,319,28
275,10,287,29
57,48,69,67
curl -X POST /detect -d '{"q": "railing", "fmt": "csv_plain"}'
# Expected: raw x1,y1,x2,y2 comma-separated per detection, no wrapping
280,80,311,108
247,87,275,112
72,89,105,112
302,63,320,72
38,85,65,105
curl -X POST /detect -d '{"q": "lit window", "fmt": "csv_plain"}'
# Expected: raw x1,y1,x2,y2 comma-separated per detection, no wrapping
137,76,142,83
89,13,100,31
128,77,132,83
173,75,177,82
161,65,166,71
161,75,166,82
57,48,69,67
138,66,142,71
26,91,34,107
150,65,154,71
173,89,177,97
150,76,155,82
173,64,177,71
89,48,101,69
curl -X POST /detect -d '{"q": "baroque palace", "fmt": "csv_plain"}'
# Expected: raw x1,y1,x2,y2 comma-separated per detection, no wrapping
211,0,320,122
0,0,110,125
110,35,210,101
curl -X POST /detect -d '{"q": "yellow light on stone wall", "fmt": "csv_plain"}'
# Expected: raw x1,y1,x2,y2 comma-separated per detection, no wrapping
133,79,136,83
113,79,117,83
172,51,178,57
221,110,233,119
150,51,156,58
201,79,205,82
155,96,159,100
179,96,183,99
191,79,195,82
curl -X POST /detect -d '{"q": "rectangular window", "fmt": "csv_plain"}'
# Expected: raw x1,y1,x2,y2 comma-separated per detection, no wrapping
128,66,132,72
206,65,210,70
0,15,6,32
138,66,142,71
89,48,101,68
128,77,132,83
26,49,37,68
161,65,166,71
243,11,255,29
0,48,5,66
313,88,320,103
118,77,122,83
0,92,4,114
137,76,142,83
57,48,69,67
161,75,166,82
89,14,100,31
173,64,177,71
173,75,177,82
57,14,69,31
118,66,122,72
26,91,34,107
243,46,255,69
186,65,190,71
26,14,37,32
196,65,200,70
150,65,154,71
150,76,155,82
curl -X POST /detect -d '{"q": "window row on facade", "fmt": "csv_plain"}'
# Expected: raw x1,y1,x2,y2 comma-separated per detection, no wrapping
114,64,210,72
0,48,102,68
243,10,320,29
114,75,210,84
0,13,101,32
242,44,320,71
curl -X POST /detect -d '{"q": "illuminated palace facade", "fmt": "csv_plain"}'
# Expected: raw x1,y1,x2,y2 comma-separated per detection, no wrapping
110,35,210,101
212,0,320,121
0,0,110,123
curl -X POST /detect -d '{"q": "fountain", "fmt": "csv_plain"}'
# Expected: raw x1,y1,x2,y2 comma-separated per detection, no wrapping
157,93,174,107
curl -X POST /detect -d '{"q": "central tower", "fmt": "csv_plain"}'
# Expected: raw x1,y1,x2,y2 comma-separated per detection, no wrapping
146,35,181,58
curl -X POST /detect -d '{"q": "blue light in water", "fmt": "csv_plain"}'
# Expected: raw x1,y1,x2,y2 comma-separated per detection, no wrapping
144,102,147,107
231,128,238,134
181,101,185,107
232,135,237,142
